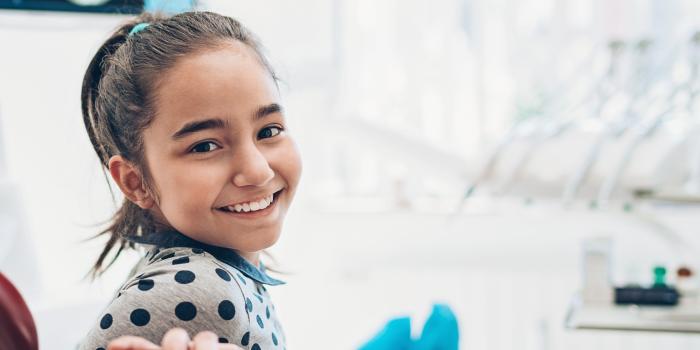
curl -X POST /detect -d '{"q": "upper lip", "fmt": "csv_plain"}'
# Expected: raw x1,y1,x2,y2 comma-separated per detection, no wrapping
216,189,282,209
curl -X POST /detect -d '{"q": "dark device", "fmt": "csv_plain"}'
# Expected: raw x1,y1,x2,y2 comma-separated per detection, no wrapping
0,0,143,14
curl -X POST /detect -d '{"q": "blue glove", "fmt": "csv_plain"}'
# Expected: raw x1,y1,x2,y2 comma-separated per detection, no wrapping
358,317,412,350
358,303,459,350
414,304,459,350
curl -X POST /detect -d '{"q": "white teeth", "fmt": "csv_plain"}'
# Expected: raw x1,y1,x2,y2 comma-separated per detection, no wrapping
223,192,278,213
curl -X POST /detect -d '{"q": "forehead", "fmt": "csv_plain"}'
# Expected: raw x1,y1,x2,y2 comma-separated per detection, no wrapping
151,41,278,130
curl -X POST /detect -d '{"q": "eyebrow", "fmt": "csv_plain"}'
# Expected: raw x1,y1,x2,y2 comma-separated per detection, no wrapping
172,118,227,140
171,103,283,140
254,103,282,121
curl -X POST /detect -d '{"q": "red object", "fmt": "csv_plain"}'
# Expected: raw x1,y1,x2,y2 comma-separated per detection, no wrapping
0,272,38,350
678,266,693,278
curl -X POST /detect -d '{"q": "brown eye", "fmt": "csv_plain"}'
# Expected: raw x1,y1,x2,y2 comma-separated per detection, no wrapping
258,126,283,139
190,141,220,153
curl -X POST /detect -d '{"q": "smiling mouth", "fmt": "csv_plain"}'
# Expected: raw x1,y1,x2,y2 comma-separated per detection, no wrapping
216,189,283,214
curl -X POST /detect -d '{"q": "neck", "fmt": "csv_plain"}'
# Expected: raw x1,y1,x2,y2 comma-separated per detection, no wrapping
148,228,264,269
237,250,260,267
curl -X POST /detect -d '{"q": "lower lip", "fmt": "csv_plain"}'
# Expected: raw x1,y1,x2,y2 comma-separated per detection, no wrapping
217,190,282,220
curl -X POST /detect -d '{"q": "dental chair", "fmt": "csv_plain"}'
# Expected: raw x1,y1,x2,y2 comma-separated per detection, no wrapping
0,272,38,350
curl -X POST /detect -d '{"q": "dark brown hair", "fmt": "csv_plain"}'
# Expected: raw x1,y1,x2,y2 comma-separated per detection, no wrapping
81,11,278,278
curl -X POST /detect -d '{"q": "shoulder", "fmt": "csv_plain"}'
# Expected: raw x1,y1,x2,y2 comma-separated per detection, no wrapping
119,247,250,321
79,247,250,350
126,247,243,296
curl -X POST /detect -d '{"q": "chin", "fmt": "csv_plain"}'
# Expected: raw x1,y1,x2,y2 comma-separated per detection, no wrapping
231,230,281,253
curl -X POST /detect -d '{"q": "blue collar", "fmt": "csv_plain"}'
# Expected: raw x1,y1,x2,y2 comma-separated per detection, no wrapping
125,230,285,286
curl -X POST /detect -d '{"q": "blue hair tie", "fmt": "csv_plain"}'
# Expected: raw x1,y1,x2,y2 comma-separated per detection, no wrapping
129,23,150,37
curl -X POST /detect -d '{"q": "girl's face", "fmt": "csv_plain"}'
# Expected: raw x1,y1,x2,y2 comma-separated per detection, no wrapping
140,41,301,263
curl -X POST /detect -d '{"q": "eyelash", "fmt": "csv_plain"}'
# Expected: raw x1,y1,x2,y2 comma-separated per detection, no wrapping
258,125,284,139
188,125,285,154
189,141,220,153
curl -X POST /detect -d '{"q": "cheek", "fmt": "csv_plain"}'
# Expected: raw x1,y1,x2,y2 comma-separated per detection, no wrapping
273,138,302,189
150,159,224,215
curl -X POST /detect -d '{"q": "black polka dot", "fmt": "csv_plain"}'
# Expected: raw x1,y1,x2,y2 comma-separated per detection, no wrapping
241,332,250,346
245,297,253,312
272,332,278,345
252,344,261,350
254,293,264,303
130,309,150,326
192,248,204,254
215,268,231,281
175,301,197,321
138,279,154,291
99,313,112,330
218,337,228,343
174,270,195,284
237,273,247,285
266,306,270,319
172,256,189,265
256,314,264,329
148,249,161,261
160,252,175,261
218,300,236,320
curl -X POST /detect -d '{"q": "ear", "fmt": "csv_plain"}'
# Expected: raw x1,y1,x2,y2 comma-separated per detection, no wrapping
108,155,155,209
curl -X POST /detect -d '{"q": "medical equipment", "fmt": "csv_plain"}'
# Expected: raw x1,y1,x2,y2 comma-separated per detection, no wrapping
454,29,700,211
561,38,664,205
0,272,38,350
449,32,700,334
614,286,680,306
454,40,616,212
455,38,636,211
0,0,143,13
569,233,700,332
582,237,613,304
596,32,700,206
0,0,195,15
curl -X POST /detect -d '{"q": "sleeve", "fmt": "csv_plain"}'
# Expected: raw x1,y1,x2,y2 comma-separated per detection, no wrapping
78,251,251,350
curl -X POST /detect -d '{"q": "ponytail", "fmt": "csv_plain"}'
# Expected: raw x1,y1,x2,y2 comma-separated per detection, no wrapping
81,16,160,279
87,200,155,279
81,29,127,167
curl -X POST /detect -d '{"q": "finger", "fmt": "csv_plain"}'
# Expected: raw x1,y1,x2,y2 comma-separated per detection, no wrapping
107,335,160,350
161,327,190,350
191,331,218,350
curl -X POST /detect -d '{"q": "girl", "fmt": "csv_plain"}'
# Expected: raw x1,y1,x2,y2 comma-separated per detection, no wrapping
79,11,302,350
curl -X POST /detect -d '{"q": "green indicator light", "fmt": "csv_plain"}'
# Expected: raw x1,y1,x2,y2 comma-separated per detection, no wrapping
653,266,667,287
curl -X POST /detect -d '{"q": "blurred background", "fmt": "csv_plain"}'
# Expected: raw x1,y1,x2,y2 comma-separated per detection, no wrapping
3,0,700,349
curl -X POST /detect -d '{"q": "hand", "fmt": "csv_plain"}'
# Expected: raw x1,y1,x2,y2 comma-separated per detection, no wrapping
107,328,243,350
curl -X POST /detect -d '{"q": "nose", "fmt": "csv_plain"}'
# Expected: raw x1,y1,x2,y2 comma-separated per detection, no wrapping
231,145,274,187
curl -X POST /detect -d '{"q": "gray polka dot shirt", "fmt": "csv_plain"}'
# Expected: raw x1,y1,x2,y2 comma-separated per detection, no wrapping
79,231,286,350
